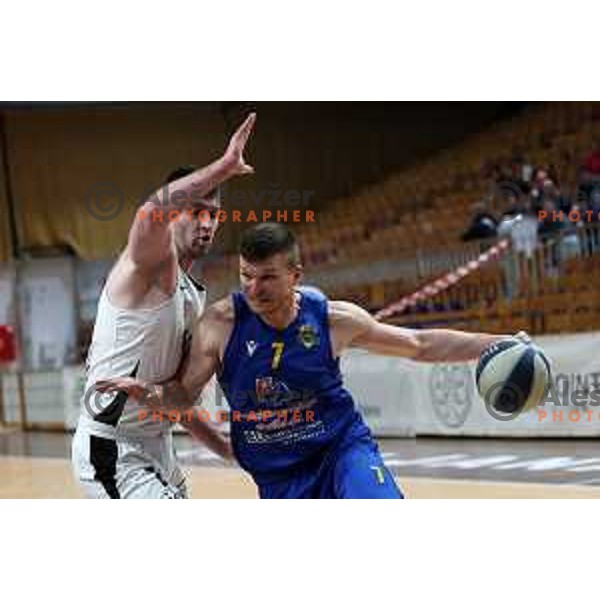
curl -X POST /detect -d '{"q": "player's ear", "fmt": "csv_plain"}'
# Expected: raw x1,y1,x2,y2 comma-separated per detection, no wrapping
291,263,303,284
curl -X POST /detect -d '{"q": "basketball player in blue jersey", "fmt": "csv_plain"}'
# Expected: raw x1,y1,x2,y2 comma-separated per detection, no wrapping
99,223,517,499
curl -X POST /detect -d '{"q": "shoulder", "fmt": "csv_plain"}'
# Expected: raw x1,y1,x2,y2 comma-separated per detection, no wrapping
103,251,144,307
297,285,328,312
327,301,376,354
191,297,235,358
328,300,374,326
202,296,235,327
299,285,328,300
105,245,178,308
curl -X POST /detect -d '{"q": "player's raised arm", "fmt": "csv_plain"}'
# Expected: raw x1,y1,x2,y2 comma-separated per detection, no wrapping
128,113,256,270
329,300,510,362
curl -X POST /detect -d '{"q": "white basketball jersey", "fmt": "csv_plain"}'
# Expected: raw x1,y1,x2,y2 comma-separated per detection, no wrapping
78,269,206,438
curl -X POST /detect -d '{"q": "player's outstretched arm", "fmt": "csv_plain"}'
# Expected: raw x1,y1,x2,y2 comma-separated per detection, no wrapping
128,113,257,271
95,303,224,405
329,300,510,362
181,418,233,463
176,302,234,460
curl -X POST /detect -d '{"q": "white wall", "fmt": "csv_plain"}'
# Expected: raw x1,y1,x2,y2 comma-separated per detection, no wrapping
4,332,600,437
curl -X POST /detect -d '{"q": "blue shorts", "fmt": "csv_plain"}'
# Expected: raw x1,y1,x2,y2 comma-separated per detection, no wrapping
257,434,404,499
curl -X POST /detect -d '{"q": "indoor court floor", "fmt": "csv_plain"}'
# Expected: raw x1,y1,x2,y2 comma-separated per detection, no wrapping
2,427,600,498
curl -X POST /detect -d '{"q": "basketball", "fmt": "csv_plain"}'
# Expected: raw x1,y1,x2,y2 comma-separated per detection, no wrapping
476,338,552,415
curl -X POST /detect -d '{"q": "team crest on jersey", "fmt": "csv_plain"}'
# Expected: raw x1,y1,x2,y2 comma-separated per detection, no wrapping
246,340,258,357
297,324,319,349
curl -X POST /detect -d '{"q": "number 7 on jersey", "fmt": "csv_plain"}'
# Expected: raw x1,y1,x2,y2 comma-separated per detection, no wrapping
271,341,285,370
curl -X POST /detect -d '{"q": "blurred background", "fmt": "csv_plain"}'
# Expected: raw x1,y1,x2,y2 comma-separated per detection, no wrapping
2,101,600,495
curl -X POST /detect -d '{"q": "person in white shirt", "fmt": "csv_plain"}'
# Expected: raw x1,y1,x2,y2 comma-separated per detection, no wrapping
71,113,256,499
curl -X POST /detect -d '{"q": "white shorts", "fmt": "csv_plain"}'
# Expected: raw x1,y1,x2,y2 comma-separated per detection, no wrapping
72,421,188,499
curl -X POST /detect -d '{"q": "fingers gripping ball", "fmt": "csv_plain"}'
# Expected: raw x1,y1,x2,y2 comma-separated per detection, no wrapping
476,337,551,417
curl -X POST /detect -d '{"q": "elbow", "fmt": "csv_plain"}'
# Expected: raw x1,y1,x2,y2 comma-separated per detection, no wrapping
136,200,173,226
409,334,432,362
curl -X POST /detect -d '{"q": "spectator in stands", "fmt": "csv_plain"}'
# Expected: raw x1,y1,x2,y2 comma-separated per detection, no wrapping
497,190,538,301
578,137,600,196
537,182,573,239
529,167,554,213
461,201,499,244
486,153,535,205
576,138,600,255
537,180,580,276
498,185,526,219
529,166,570,214
579,185,600,255
508,152,534,195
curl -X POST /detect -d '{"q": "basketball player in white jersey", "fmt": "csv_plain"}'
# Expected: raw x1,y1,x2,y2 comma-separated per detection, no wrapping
71,113,256,499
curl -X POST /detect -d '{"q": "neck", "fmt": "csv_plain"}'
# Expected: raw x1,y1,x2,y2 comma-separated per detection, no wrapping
259,292,299,330
178,253,194,273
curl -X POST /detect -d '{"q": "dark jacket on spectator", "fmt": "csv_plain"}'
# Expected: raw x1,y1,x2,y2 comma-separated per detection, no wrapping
461,211,499,242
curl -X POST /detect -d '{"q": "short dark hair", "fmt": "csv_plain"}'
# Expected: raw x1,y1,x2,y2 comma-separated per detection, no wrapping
164,165,221,200
239,223,301,265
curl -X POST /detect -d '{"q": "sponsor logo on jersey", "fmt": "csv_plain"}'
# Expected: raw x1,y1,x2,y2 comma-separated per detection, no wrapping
255,376,292,403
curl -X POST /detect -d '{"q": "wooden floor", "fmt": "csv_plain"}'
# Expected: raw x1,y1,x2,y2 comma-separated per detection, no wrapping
3,456,600,499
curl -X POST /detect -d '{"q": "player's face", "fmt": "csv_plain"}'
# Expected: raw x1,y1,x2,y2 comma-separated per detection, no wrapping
174,192,221,259
240,253,302,316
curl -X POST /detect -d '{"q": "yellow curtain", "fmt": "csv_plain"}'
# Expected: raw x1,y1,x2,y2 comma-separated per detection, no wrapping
4,106,227,260
3,102,420,258
0,132,12,263
3,102,505,259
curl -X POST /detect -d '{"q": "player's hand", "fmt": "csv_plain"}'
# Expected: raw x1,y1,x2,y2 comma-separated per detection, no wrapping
216,434,236,465
222,112,256,176
95,377,153,402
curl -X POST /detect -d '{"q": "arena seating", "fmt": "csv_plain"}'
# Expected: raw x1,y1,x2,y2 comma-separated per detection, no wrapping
203,102,600,334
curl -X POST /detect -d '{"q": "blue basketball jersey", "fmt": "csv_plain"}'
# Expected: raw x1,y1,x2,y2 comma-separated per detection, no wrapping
218,286,371,485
